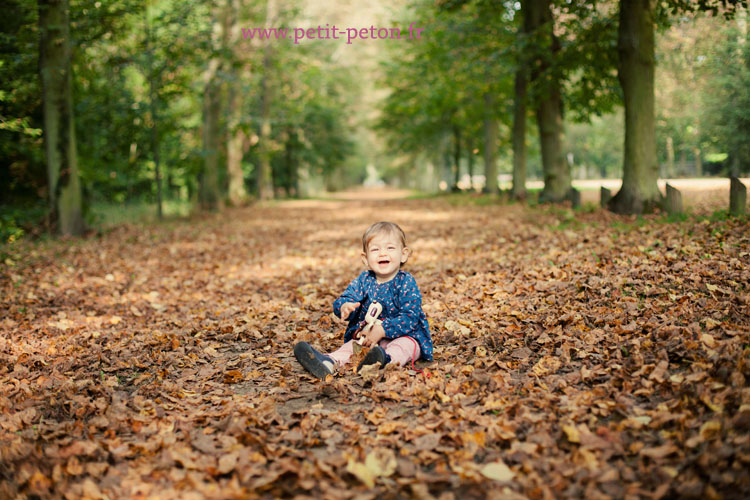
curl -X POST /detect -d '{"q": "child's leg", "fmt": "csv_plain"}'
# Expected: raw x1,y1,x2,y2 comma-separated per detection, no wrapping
379,337,421,366
327,340,358,367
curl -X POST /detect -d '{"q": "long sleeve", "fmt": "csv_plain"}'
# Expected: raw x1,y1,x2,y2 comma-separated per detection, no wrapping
332,271,367,319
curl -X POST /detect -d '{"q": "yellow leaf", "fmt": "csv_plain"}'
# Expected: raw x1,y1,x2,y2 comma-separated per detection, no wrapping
480,460,514,482
563,425,581,443
699,421,721,440
364,448,397,478
346,448,396,488
346,459,375,488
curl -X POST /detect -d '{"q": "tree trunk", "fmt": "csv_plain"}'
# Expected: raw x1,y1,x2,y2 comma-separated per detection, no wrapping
145,4,162,219
256,0,277,200
483,92,499,195
609,0,661,214
528,0,570,203
694,147,702,177
38,0,84,236
200,1,225,211
283,127,299,197
454,126,461,190
665,136,674,178
226,0,248,206
512,66,528,199
467,136,474,190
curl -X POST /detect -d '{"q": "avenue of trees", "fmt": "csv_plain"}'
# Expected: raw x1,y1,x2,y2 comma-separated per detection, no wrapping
379,0,748,211
1,0,748,238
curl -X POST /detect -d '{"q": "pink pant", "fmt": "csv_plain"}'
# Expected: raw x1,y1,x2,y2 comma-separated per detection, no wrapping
328,337,421,367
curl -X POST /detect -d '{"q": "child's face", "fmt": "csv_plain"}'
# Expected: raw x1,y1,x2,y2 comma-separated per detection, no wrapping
361,232,409,282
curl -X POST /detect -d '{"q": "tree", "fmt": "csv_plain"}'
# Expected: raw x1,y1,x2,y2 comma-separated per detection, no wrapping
702,12,750,176
200,0,224,211
610,0,747,214
255,0,277,200
608,0,660,213
512,0,530,199
38,0,84,235
527,0,571,203
225,0,251,206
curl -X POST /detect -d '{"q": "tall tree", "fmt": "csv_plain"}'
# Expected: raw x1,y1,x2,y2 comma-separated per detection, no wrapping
610,0,746,213
608,0,660,213
38,0,84,235
145,1,163,219
226,0,249,206
483,92,499,195
200,0,224,211
512,0,529,200
256,0,277,200
528,0,571,203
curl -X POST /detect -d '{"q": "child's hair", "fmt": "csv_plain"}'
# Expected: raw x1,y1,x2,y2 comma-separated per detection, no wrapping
362,221,407,252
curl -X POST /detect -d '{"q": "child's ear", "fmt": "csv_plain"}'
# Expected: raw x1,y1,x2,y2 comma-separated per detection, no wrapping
361,252,369,268
401,247,411,264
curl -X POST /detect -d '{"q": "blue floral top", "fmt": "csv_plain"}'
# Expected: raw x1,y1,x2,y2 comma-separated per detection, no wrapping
333,270,433,362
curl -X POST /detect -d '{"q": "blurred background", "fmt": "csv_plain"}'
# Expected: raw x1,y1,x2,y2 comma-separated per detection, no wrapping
1,0,748,238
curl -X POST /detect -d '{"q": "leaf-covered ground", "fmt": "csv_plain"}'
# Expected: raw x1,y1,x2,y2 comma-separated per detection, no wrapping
1,195,749,499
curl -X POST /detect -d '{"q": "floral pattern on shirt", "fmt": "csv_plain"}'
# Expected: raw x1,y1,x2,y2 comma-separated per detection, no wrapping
333,270,433,362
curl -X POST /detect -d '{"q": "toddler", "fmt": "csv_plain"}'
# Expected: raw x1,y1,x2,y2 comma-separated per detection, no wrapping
294,221,433,379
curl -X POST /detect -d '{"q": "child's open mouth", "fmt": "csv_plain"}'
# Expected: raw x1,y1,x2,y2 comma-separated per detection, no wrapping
378,260,390,265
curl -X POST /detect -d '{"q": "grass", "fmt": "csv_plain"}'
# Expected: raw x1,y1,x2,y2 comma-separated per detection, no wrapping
89,199,193,228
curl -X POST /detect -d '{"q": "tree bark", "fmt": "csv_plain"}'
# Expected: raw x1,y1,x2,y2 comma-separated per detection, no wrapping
38,0,84,236
528,0,570,203
512,0,529,200
256,0,277,200
466,136,474,189
145,4,162,219
511,66,528,200
200,1,225,211
609,0,661,214
284,127,299,197
452,125,461,191
483,92,499,195
226,0,248,206
665,136,674,178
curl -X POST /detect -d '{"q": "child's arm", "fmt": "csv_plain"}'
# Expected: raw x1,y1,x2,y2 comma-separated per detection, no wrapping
332,272,366,320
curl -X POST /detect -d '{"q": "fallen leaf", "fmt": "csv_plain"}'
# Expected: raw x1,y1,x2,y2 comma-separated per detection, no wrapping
480,460,515,482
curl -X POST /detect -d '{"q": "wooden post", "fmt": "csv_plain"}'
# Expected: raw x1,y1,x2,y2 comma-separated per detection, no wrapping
566,187,581,208
600,187,612,208
664,183,682,215
730,177,747,215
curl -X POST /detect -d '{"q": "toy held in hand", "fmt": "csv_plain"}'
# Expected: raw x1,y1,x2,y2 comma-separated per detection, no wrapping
353,302,383,345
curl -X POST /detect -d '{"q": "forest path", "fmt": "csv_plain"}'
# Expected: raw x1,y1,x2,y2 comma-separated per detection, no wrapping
1,197,748,499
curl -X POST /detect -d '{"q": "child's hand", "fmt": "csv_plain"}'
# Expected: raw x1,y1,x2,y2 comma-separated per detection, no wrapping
339,302,360,322
361,322,385,348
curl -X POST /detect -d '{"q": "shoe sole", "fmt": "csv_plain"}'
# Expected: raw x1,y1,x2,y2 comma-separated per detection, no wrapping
294,343,332,380
357,347,385,372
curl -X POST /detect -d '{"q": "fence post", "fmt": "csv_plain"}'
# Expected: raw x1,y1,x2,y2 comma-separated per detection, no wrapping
566,188,581,209
664,183,683,215
600,187,611,208
730,177,747,215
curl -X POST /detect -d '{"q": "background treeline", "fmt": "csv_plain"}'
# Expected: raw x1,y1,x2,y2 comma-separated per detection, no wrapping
0,0,748,239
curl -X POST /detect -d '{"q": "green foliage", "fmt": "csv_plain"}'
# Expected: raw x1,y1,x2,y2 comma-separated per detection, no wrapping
0,0,45,204
377,0,515,186
700,18,750,175
0,203,47,244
